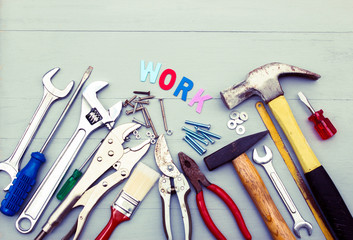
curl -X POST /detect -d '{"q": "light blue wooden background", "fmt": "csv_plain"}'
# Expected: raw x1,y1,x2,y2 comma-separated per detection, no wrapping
1,1,352,239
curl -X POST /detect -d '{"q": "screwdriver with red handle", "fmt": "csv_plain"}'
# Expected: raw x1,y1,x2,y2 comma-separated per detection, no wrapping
298,91,337,140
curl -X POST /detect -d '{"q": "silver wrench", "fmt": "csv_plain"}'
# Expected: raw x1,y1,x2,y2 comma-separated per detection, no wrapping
0,68,74,191
252,145,313,238
15,81,122,234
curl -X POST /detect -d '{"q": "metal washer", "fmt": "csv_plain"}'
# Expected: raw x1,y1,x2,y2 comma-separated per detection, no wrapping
229,111,240,120
227,120,237,129
236,125,246,135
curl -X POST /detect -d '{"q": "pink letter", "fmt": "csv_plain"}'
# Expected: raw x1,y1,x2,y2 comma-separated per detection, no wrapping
188,89,213,113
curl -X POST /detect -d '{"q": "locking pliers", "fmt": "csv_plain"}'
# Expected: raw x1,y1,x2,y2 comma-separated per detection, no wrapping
34,123,151,240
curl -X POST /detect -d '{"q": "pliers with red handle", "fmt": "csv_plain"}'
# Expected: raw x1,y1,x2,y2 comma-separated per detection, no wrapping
178,152,252,240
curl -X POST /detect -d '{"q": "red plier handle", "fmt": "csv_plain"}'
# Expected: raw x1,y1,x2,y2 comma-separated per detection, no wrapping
196,184,252,240
95,206,130,240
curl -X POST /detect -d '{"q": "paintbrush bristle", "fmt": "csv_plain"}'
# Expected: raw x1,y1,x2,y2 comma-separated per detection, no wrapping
122,162,160,201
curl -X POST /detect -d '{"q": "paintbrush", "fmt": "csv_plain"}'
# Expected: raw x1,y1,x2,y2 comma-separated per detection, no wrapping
95,162,160,240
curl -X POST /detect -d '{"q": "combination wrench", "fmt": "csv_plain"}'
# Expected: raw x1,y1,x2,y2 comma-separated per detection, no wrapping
15,81,122,234
0,68,74,191
253,145,313,238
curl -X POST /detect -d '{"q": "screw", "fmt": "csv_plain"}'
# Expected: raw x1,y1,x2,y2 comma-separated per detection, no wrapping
201,132,215,144
126,107,144,115
134,100,150,105
195,127,221,139
185,120,211,130
183,136,203,155
181,126,205,139
186,132,209,146
144,107,159,138
132,117,147,127
123,95,137,107
133,90,150,96
159,99,169,132
139,95,155,100
185,135,206,154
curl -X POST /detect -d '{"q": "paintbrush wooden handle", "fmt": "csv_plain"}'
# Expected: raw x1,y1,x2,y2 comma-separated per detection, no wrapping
232,153,295,240
96,206,130,240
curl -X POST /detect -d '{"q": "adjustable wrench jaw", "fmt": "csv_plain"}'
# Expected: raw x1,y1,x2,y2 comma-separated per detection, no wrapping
81,81,122,130
79,81,123,132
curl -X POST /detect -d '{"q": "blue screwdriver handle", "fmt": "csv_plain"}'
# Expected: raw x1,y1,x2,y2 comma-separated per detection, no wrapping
0,152,46,216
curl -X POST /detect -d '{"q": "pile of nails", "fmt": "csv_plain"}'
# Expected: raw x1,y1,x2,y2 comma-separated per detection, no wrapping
182,120,221,155
123,91,173,141
227,111,248,135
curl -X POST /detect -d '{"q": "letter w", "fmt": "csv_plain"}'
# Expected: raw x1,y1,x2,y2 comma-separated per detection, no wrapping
140,60,162,83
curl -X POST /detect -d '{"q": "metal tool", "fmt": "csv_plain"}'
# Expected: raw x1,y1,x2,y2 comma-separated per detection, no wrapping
253,145,313,238
155,134,191,240
159,98,173,135
0,68,74,191
179,152,251,240
33,123,150,240
56,138,102,201
255,101,334,240
16,81,122,234
0,67,92,216
204,131,296,240
298,91,337,140
220,62,353,239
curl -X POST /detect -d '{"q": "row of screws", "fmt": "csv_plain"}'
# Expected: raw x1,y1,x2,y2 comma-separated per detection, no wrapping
182,121,221,155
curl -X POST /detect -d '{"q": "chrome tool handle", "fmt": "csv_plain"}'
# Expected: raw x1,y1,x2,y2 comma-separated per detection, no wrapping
263,162,298,215
159,175,172,240
0,88,59,191
175,174,192,240
15,125,92,234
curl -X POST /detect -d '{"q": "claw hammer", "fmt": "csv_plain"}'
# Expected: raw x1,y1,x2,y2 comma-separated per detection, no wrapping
220,62,353,240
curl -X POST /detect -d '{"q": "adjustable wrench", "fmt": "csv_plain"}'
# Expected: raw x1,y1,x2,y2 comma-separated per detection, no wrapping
253,145,313,238
0,68,74,191
15,81,122,234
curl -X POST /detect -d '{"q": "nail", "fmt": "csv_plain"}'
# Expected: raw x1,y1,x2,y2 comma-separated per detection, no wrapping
134,100,150,105
123,95,137,107
132,117,146,127
139,95,155,100
159,99,168,132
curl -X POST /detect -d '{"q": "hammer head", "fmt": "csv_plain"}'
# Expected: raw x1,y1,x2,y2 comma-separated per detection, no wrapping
204,130,268,170
220,62,320,109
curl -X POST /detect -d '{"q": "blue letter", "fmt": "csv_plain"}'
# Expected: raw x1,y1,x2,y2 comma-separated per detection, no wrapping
173,77,194,101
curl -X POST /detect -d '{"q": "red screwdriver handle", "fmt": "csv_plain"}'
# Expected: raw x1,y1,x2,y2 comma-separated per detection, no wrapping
95,206,130,240
309,109,337,140
196,184,252,240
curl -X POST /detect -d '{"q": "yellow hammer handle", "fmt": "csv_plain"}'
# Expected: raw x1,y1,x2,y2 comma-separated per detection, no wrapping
268,96,321,173
256,101,334,240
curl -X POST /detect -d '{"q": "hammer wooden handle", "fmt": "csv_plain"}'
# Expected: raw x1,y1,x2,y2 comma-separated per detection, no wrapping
232,153,295,240
268,95,353,239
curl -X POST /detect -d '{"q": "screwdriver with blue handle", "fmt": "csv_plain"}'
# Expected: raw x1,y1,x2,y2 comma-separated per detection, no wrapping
0,67,93,216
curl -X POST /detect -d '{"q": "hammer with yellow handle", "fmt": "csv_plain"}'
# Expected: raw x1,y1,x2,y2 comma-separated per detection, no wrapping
220,62,353,240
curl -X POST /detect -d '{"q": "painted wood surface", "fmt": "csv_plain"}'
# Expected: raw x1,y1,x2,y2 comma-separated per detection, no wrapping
0,0,352,239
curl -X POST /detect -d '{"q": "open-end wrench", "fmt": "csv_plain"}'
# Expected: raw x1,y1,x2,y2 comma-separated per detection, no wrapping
253,145,313,238
0,68,74,191
15,81,122,234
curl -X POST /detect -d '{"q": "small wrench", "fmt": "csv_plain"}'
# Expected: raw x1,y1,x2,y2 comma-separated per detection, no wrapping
0,68,74,191
15,81,122,234
253,145,313,238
